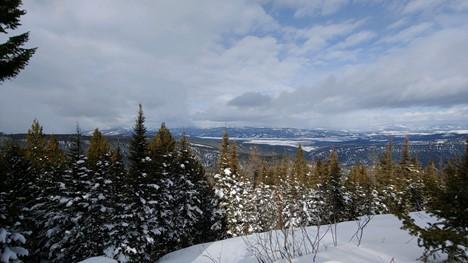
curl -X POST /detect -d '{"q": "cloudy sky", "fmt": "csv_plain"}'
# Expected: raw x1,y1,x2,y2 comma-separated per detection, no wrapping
1,0,468,133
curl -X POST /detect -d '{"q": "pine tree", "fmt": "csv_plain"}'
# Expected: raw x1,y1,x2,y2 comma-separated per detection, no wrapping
0,0,36,82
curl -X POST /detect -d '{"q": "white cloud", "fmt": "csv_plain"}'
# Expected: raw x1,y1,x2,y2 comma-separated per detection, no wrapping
1,0,467,132
267,0,350,17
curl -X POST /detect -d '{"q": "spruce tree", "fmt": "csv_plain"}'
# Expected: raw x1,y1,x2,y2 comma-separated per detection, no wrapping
75,129,115,260
0,0,36,82
128,104,149,182
125,104,154,262
106,145,136,262
146,123,177,258
16,119,49,261
173,135,214,246
398,140,468,262
0,142,29,262
44,127,93,262
325,150,347,223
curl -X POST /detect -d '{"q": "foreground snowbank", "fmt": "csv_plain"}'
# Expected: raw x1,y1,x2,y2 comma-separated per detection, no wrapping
78,256,117,263
158,212,437,263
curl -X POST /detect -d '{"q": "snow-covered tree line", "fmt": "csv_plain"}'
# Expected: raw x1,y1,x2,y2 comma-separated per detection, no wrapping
210,132,453,238
0,109,465,262
0,107,221,262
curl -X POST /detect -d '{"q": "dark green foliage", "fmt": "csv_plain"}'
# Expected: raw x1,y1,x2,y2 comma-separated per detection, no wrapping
325,150,347,223
398,140,468,262
175,135,217,245
0,142,31,262
128,104,149,182
0,0,36,82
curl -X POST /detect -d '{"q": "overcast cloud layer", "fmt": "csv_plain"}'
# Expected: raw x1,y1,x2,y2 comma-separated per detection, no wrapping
1,0,468,133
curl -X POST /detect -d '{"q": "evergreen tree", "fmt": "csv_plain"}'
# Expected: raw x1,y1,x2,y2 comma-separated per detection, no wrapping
212,130,246,237
74,129,115,260
148,122,176,178
16,119,49,261
0,142,29,262
398,140,468,262
124,105,155,262
147,123,177,258
106,146,136,262
324,150,347,223
173,135,214,246
44,127,93,262
0,0,36,82
128,104,149,182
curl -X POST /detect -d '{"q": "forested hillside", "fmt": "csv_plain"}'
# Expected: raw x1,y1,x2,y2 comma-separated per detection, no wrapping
1,106,466,262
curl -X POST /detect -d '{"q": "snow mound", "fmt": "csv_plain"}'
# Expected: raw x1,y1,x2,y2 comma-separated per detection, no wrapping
78,256,117,263
158,212,437,263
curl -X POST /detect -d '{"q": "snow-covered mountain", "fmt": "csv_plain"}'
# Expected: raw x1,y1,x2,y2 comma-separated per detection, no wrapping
85,126,468,139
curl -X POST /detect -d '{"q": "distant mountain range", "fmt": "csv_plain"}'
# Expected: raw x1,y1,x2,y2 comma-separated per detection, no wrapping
2,126,466,169
86,126,468,139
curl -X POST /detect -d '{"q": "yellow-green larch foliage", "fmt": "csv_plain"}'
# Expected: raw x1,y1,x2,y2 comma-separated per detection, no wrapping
376,141,395,186
229,141,239,177
400,136,411,167
45,135,65,167
148,122,176,180
87,128,110,170
346,162,370,189
218,129,230,172
274,157,290,185
25,119,47,170
292,145,308,186
312,158,327,187
246,147,262,187
149,122,176,158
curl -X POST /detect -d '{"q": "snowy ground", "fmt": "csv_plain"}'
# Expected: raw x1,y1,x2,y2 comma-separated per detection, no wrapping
158,212,439,263
78,256,117,263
